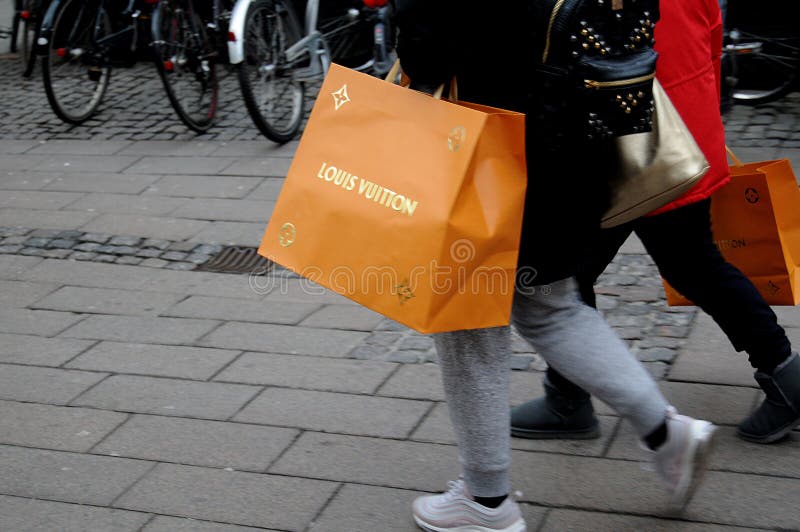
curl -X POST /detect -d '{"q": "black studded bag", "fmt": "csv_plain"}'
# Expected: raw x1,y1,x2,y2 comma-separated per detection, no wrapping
531,0,660,145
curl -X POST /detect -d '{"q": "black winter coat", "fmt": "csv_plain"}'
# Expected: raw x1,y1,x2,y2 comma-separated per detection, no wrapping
393,0,616,286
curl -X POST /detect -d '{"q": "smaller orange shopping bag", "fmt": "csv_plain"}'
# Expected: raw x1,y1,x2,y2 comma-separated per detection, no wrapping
258,64,527,333
664,149,800,305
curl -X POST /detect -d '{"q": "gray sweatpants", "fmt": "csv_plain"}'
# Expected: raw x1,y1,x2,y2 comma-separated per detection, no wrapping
434,278,668,498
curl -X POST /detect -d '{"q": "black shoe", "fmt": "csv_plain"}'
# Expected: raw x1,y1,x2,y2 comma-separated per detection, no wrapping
510,377,600,439
738,352,800,444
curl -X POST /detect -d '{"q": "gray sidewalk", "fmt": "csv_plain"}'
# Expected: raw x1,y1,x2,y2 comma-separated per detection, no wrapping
1,51,800,531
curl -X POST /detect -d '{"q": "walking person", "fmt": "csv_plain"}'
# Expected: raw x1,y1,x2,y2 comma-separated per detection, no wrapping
510,0,800,446
393,2,717,531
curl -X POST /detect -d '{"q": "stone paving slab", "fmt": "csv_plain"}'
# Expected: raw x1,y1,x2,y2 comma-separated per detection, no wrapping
27,140,134,156
269,432,461,492
125,157,237,176
0,255,43,279
185,221,267,246
242,178,286,202
66,342,241,380
143,516,274,532
170,198,276,223
0,445,153,505
0,400,127,452
539,509,758,531
233,388,430,438
60,315,220,345
299,304,386,331
80,214,210,241
114,463,338,531
0,208,98,230
66,193,189,216
1,171,60,190
161,296,320,325
143,175,263,199
0,365,108,405
32,286,184,316
0,280,59,307
0,495,151,532
219,157,293,177
0,190,85,210
71,375,260,421
0,333,94,366
0,140,41,154
214,352,397,394
32,155,141,174
688,470,800,529
669,313,758,386
93,415,298,472
658,381,761,425
116,140,220,157
41,172,162,194
210,141,299,158
200,322,368,357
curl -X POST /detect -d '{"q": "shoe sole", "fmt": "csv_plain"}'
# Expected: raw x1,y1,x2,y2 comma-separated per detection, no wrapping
510,424,600,440
671,422,717,511
413,515,527,532
736,416,800,444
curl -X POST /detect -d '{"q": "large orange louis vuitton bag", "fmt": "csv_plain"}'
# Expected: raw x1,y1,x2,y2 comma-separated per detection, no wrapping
258,64,527,333
664,150,800,306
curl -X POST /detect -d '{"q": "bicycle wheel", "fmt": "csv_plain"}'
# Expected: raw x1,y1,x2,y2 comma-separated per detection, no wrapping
41,0,111,124
238,0,305,144
152,0,218,133
19,0,38,77
729,31,799,105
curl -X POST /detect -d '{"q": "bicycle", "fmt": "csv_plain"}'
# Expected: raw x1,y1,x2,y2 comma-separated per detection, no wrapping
150,0,235,132
37,0,154,124
13,0,51,77
722,1,799,105
227,0,395,143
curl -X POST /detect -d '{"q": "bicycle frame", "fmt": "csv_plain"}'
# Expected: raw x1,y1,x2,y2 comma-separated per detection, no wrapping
37,0,141,58
228,0,323,67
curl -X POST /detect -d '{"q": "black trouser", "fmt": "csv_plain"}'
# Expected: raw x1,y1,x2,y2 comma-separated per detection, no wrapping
548,199,792,395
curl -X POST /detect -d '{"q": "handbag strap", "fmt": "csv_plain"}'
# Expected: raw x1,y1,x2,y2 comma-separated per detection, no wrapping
725,145,744,167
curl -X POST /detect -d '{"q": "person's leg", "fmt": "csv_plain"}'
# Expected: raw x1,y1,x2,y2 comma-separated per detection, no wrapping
511,278,716,507
411,328,526,532
434,327,513,498
636,199,798,442
513,278,667,437
511,223,635,439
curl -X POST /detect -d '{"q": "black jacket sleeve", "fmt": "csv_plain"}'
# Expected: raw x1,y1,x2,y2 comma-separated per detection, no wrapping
392,0,457,89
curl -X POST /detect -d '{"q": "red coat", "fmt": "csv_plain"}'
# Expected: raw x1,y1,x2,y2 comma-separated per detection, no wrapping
648,0,730,216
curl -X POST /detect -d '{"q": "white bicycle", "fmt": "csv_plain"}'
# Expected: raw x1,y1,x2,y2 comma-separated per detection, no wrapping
227,0,395,143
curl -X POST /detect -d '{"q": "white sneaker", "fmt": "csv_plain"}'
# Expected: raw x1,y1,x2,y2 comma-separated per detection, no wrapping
412,479,526,532
652,407,717,509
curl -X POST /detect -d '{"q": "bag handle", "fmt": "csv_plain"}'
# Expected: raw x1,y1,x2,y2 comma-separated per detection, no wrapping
725,145,744,167
385,59,458,101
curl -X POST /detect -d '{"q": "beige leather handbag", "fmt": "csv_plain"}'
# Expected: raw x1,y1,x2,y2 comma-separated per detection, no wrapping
601,79,710,228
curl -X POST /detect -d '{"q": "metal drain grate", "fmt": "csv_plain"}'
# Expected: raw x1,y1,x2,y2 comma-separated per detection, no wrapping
195,246,274,275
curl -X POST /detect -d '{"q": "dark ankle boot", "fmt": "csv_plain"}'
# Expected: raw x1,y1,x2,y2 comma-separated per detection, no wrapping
738,352,800,443
510,377,600,439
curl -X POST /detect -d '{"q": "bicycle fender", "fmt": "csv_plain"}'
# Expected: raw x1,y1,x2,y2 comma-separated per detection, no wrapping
227,0,255,64
35,0,65,55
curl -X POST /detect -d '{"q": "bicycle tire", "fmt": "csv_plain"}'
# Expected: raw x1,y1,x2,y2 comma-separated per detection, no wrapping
20,0,38,77
729,32,799,105
238,0,305,144
152,0,218,133
41,0,111,124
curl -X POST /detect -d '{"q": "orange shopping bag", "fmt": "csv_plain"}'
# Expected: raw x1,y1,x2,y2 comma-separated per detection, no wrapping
258,64,527,333
664,150,800,305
